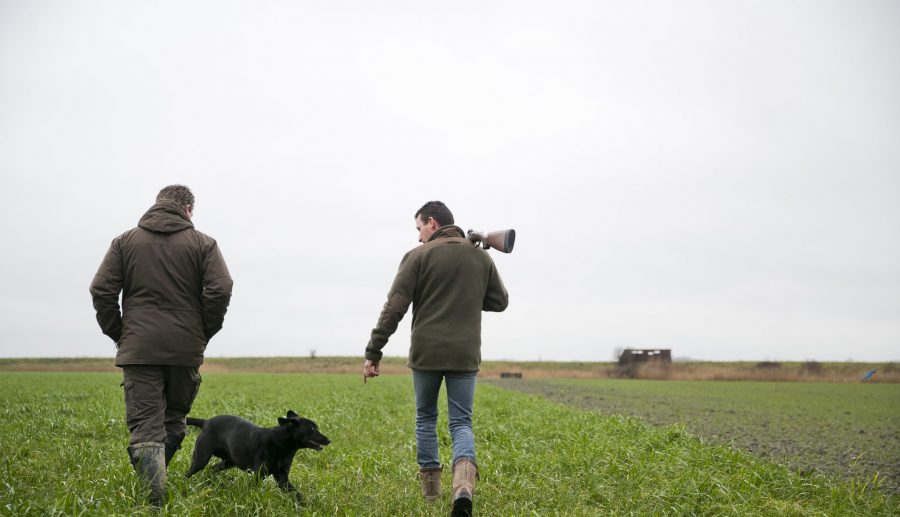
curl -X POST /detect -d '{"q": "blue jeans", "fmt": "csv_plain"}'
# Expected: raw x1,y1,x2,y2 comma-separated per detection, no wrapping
412,369,477,468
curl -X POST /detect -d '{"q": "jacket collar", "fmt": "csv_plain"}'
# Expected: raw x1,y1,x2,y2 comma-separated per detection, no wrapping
427,225,466,242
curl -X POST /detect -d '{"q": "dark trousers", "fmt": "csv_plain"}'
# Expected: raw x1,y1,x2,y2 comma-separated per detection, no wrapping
121,365,201,445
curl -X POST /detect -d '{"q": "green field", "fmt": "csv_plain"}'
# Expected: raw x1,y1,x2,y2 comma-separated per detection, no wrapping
489,378,900,496
1,372,898,516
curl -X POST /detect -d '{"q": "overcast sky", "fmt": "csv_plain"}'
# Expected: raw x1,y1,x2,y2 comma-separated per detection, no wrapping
1,1,898,362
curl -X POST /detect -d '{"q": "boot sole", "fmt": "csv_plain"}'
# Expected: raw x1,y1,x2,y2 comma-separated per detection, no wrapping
451,496,472,517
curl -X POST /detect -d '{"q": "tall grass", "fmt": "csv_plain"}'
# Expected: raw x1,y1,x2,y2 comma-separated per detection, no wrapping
1,372,898,515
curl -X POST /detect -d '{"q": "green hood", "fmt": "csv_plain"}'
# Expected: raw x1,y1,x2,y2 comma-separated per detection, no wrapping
138,200,194,234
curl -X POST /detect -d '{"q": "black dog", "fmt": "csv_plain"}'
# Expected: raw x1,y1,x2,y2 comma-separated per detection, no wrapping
185,410,330,494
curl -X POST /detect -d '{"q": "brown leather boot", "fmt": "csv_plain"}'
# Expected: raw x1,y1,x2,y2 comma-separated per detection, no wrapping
451,458,477,517
418,465,442,502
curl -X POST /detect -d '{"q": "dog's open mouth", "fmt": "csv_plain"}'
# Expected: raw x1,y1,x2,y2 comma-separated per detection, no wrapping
307,440,327,451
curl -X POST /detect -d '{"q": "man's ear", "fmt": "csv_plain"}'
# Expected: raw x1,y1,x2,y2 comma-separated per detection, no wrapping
286,410,298,419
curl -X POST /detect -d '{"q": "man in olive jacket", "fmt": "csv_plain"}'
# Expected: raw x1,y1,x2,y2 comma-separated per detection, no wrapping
364,201,508,517
90,185,232,506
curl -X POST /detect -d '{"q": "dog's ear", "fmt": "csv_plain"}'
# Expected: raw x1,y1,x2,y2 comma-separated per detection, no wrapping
286,410,299,419
278,417,295,426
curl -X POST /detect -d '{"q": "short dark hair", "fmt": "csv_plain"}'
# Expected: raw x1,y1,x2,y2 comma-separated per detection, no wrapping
156,185,195,208
415,201,454,227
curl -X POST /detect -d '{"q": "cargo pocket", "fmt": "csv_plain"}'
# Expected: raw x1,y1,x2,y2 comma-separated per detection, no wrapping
188,368,202,408
122,380,148,432
122,380,135,414
123,377,163,436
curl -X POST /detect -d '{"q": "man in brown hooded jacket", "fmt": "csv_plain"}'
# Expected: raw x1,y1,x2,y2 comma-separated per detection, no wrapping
90,185,232,506
364,201,508,517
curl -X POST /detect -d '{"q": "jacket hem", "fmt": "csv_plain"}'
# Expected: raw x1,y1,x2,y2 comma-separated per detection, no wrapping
406,362,480,373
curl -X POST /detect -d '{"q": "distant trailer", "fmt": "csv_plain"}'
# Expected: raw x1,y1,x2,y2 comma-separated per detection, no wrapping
500,372,523,379
618,348,672,365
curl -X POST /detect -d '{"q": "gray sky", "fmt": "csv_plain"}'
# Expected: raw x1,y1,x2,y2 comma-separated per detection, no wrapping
1,1,898,362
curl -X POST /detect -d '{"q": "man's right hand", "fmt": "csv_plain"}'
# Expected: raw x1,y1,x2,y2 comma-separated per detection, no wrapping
363,359,380,383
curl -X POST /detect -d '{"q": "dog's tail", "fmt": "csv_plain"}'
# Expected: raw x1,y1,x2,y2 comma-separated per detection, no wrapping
186,417,206,428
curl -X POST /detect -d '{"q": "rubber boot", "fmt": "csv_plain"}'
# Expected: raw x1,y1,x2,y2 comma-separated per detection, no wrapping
129,442,167,507
451,458,477,517
418,465,442,502
165,433,185,468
